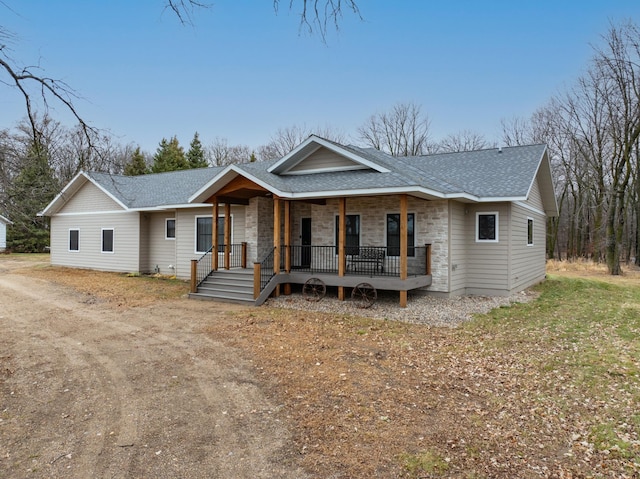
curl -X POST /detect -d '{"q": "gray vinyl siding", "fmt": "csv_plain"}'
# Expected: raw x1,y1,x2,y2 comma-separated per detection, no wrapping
144,212,177,275
510,204,546,292
58,181,123,213
448,201,467,294
287,147,358,173
50,212,141,272
464,203,510,294
139,214,150,273
174,206,246,280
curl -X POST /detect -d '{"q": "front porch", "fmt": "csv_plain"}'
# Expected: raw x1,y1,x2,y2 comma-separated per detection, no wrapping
190,242,433,306
189,174,436,306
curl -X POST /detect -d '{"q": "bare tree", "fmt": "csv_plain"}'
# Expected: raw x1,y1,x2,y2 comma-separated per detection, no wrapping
437,129,493,153
1,1,361,160
274,0,361,41
208,137,253,166
594,22,640,274
358,102,433,156
259,124,346,160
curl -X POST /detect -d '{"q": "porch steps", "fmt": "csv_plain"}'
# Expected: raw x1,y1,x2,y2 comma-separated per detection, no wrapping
189,268,255,304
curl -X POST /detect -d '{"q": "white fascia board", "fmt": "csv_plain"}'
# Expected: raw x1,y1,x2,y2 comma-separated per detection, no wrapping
52,210,137,217
129,203,214,212
85,175,130,211
0,215,12,224
40,171,85,216
190,165,286,203
531,148,559,216
513,201,546,216
189,165,241,203
268,135,391,174
40,171,130,216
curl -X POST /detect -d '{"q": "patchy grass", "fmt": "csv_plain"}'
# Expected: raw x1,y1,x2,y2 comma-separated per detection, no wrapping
13,262,189,307
217,274,640,477
4,254,640,477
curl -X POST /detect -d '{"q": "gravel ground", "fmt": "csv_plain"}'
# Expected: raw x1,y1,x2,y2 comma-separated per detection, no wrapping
266,288,539,326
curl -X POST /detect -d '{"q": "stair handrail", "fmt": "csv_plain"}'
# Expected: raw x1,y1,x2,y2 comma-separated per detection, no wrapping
194,245,214,287
259,247,276,292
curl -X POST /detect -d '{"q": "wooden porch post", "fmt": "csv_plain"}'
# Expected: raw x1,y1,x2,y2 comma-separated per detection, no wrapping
190,259,197,293
224,203,231,270
338,197,346,301
241,242,247,269
253,262,261,299
399,194,408,307
283,200,292,295
273,196,281,297
212,198,219,271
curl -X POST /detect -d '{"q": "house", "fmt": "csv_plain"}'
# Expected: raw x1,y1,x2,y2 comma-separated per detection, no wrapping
41,135,558,306
0,215,12,251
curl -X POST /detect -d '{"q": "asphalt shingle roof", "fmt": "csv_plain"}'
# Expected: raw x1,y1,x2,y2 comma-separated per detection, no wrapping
234,143,546,198
82,142,547,210
87,167,223,208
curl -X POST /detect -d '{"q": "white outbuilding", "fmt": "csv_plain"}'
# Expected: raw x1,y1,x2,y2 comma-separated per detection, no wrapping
0,215,12,251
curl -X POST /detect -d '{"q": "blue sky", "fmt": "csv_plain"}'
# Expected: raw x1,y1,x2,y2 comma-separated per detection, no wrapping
2,1,639,154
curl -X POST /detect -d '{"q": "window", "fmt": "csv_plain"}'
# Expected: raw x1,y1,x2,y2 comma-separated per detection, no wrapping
196,216,232,254
335,214,360,254
69,229,79,252
476,212,498,242
196,217,212,253
102,228,114,253
386,213,415,256
527,218,534,246
165,219,176,239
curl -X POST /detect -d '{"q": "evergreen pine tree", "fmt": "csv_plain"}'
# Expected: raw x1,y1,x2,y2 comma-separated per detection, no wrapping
123,147,149,176
6,142,59,252
186,132,208,168
151,136,188,173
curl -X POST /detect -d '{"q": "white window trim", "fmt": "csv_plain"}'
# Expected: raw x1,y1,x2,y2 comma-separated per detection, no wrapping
101,228,115,254
527,217,534,247
384,212,416,257
334,212,362,255
69,228,80,252
165,218,176,240
476,212,499,243
194,214,234,254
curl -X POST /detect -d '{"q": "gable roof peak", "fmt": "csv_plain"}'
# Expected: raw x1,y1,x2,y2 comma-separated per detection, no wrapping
267,135,390,175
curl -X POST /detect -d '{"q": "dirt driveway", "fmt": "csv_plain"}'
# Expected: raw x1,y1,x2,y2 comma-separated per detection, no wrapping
0,259,305,479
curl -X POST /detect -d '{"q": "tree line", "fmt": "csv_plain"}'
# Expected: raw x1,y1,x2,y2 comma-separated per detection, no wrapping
501,21,640,274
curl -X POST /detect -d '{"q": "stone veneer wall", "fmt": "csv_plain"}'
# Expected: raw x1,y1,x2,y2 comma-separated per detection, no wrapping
246,195,450,292
245,196,274,263
307,196,450,292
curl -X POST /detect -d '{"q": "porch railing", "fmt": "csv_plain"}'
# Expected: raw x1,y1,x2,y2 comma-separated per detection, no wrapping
286,244,431,277
218,243,247,269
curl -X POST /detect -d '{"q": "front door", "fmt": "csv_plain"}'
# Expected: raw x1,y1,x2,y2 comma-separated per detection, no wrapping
301,217,312,268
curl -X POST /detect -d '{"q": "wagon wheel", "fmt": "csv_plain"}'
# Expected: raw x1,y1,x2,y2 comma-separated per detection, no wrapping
352,282,377,308
302,277,326,302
